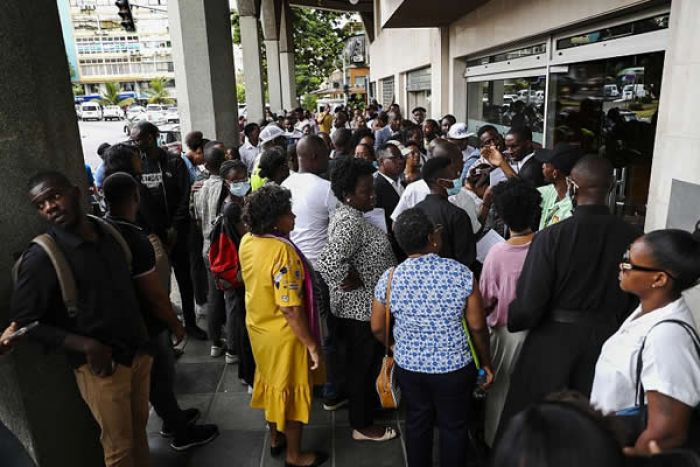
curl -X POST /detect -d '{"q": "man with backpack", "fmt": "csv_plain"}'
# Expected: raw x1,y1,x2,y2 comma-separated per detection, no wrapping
103,172,219,452
10,171,152,467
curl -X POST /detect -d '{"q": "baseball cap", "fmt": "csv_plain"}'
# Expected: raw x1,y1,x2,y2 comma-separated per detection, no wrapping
535,143,584,176
385,140,411,156
259,124,288,144
446,122,475,140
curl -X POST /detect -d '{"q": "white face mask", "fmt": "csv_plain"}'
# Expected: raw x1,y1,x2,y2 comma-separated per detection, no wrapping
229,181,250,198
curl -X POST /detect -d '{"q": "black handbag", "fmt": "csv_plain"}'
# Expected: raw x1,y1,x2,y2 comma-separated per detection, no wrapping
615,319,700,448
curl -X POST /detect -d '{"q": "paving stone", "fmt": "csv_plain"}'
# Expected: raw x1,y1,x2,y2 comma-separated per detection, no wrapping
173,362,225,395
334,425,406,467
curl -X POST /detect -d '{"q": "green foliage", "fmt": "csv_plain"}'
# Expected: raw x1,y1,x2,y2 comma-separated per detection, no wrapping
72,82,85,96
231,7,353,100
301,94,318,112
144,77,175,104
99,82,134,106
237,82,246,103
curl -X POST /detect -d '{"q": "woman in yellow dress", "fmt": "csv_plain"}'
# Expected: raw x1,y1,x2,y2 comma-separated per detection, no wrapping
239,184,327,467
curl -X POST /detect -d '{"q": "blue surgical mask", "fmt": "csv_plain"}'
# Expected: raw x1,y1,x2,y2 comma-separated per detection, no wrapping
229,181,250,198
447,178,462,196
372,161,379,169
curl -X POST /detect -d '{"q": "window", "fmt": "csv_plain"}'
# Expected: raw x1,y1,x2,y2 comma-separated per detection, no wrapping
381,77,394,109
467,44,546,67
556,14,669,51
467,75,546,143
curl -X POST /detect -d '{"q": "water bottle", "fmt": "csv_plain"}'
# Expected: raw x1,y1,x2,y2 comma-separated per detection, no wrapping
473,368,487,400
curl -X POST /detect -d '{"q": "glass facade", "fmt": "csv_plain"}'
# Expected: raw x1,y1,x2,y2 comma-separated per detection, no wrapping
467,75,546,143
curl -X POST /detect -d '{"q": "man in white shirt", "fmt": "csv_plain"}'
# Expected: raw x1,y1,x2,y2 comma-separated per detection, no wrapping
281,135,336,267
239,123,261,175
391,140,463,222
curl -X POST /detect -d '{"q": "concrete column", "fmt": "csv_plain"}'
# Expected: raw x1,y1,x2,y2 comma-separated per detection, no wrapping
169,0,239,146
451,57,467,121
0,2,104,466
279,1,296,111
430,27,449,120
261,0,283,114
239,15,265,124
265,40,284,114
645,0,700,312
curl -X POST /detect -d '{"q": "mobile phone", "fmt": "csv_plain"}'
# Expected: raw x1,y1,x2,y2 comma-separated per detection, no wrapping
6,321,39,341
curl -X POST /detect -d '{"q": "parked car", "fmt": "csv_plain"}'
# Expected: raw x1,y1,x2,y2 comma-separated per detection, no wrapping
157,123,181,146
165,106,179,123
146,104,167,123
79,102,102,121
126,105,145,120
103,105,124,121
604,84,620,98
123,112,146,135
622,84,646,100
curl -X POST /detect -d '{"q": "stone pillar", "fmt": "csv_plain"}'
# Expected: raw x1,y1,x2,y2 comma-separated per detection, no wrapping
238,0,265,124
169,0,239,147
430,27,449,120
645,0,700,314
279,1,297,112
0,2,104,466
261,0,283,115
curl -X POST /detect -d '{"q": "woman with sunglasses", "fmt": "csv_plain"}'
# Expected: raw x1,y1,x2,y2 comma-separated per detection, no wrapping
590,225,700,453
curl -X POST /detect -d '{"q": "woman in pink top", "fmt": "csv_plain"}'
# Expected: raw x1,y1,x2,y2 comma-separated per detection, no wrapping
479,178,542,446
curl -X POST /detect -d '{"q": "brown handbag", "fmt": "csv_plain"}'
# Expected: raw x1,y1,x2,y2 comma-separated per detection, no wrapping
376,268,401,409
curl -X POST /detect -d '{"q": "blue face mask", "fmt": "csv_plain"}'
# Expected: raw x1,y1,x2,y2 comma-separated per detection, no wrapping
446,178,462,196
372,161,379,169
229,181,250,198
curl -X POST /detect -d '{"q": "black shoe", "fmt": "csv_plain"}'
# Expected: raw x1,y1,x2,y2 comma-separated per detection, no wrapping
186,325,208,341
173,348,184,360
270,433,286,457
285,451,329,467
170,424,219,452
322,397,348,411
160,408,201,437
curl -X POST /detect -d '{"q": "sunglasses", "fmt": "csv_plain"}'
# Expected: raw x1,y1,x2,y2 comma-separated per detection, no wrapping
620,249,677,280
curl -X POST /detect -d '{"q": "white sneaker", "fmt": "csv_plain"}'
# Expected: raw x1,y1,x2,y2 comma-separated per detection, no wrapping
225,352,239,364
247,385,253,395
210,345,224,358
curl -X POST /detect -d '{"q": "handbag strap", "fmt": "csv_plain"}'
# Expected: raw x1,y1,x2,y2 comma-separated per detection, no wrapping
384,267,396,357
635,319,700,409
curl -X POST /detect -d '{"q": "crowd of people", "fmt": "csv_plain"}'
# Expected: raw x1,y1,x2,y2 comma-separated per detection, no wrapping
3,100,700,467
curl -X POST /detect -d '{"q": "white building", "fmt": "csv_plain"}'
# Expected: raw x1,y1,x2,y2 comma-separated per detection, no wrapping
64,0,176,97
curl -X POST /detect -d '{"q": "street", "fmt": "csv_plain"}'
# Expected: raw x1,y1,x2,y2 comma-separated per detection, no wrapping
78,119,130,173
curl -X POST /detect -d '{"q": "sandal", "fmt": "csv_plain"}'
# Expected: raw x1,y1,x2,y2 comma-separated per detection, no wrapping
285,450,329,466
352,426,398,442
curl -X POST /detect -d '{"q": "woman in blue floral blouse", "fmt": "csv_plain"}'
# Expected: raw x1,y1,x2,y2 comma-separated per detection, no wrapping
370,208,493,467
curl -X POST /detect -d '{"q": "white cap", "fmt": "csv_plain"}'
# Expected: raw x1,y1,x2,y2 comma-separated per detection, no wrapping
259,124,288,144
385,139,411,156
447,122,473,140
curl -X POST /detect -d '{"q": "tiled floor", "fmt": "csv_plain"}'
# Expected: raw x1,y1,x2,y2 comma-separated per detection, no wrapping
149,319,408,467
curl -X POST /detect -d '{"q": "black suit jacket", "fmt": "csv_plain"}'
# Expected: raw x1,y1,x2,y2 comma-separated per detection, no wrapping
517,155,546,188
374,173,405,261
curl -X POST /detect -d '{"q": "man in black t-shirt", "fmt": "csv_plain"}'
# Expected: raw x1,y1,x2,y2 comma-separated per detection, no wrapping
11,171,151,467
103,172,219,451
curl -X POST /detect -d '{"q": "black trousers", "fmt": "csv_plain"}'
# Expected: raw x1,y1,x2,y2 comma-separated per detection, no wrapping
169,227,197,328
395,364,477,467
189,222,208,306
497,321,616,438
336,317,382,429
224,287,255,385
150,330,187,436
205,257,229,347
313,270,345,400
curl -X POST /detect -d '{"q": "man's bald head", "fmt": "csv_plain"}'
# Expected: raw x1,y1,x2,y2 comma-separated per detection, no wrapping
571,155,614,190
431,139,463,177
296,135,330,175
570,155,614,206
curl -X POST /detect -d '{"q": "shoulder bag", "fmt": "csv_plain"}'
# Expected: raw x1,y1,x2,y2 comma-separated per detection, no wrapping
376,267,401,409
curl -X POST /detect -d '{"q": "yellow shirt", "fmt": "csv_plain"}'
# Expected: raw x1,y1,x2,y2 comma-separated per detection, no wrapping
317,112,333,134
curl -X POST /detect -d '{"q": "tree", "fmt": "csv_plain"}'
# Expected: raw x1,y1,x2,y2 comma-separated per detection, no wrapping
236,82,246,103
144,77,174,104
99,82,134,106
302,94,318,113
72,82,85,96
231,7,353,100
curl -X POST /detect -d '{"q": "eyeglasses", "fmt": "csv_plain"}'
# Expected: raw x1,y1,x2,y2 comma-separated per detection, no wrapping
620,249,677,280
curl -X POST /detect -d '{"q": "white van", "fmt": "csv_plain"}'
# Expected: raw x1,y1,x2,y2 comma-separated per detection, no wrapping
146,104,167,122
80,102,102,121
622,84,646,100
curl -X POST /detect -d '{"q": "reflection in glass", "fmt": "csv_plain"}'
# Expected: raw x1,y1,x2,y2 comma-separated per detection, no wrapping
467,76,546,143
546,51,665,227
